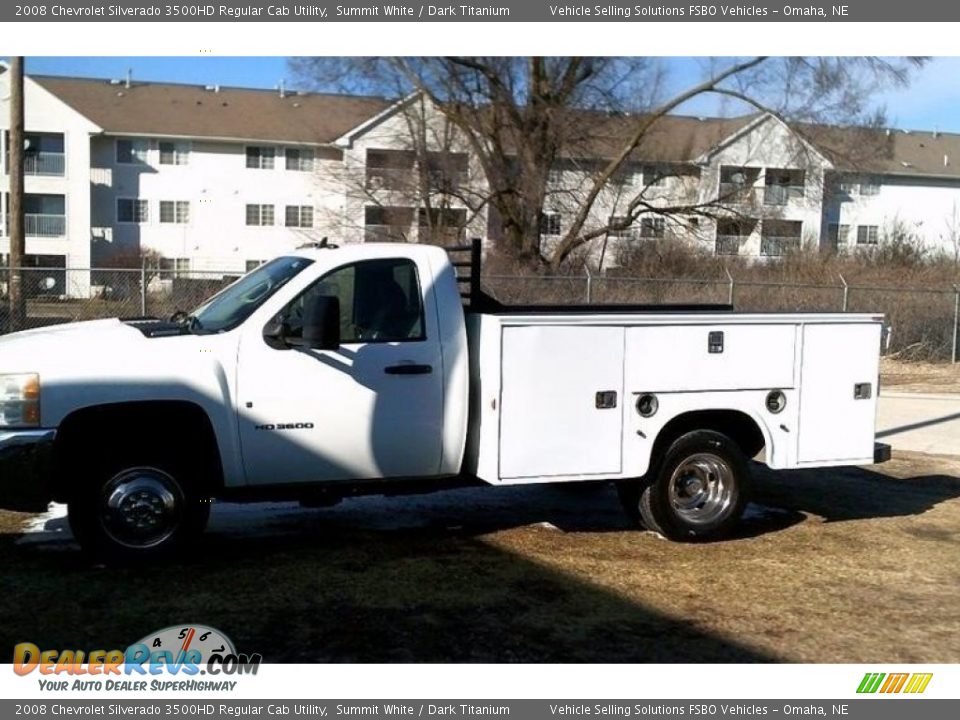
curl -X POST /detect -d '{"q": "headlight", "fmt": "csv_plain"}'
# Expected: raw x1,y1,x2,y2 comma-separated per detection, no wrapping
0,373,40,427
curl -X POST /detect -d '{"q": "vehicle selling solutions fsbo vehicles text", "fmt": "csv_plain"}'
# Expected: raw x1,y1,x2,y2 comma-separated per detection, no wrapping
548,5,776,18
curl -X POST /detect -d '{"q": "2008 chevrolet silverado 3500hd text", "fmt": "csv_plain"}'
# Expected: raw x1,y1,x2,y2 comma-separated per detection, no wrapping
0,239,891,560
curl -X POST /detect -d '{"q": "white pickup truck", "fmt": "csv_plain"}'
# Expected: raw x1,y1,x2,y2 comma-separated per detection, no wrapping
0,239,890,560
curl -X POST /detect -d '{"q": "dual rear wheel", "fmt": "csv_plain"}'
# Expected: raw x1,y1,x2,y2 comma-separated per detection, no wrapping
617,430,751,541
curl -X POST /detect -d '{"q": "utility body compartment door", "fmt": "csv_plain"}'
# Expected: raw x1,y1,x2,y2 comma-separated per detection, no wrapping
797,322,881,464
498,325,624,480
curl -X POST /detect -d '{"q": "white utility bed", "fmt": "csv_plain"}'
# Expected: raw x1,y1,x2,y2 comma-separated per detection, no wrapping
465,312,883,484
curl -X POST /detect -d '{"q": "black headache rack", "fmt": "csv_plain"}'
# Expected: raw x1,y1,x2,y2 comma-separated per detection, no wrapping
442,237,734,315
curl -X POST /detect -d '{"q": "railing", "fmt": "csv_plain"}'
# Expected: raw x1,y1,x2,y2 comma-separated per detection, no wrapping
760,235,802,256
23,152,65,176
718,184,759,204
363,224,410,243
763,184,804,205
25,214,66,237
715,235,744,255
365,168,413,191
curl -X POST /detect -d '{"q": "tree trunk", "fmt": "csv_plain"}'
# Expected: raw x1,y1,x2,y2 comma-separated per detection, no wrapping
8,57,26,332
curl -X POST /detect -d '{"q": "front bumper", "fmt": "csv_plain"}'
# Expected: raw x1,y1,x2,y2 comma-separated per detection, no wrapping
0,429,56,512
874,442,892,464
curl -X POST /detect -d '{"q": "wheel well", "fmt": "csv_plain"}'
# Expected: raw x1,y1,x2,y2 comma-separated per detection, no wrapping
650,410,766,467
53,401,224,502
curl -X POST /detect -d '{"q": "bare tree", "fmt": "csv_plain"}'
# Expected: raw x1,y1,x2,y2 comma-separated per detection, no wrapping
313,94,488,246
943,200,960,265
292,57,925,270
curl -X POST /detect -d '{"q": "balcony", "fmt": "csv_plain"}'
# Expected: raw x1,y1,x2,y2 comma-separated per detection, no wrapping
760,235,801,257
715,235,744,256
763,184,804,206
718,183,760,205
24,152,65,177
366,168,412,192
25,214,66,237
364,224,410,243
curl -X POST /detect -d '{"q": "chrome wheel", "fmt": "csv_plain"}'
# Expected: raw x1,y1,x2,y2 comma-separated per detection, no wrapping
99,467,184,549
667,452,734,526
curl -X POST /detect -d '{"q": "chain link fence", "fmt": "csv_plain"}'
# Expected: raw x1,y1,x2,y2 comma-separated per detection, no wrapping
0,266,957,362
485,274,960,362
0,266,239,330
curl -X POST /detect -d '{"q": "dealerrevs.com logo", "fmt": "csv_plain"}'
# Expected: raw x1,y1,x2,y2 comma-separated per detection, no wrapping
13,625,261,692
857,672,933,694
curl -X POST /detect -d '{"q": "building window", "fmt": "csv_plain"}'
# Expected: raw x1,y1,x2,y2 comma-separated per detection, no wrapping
856,225,879,245
285,205,314,228
859,181,881,196
608,215,634,239
827,223,850,246
116,139,148,165
838,180,857,194
159,141,190,166
285,148,315,172
645,165,670,187
246,204,275,226
548,166,564,184
160,257,190,278
246,146,275,170
539,212,562,236
245,260,264,273
117,198,149,223
160,200,190,224
640,216,665,238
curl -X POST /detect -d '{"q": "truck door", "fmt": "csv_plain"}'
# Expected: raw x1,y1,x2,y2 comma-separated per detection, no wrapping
235,257,444,484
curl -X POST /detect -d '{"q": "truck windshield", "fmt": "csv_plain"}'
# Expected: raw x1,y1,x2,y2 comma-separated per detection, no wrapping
191,256,314,333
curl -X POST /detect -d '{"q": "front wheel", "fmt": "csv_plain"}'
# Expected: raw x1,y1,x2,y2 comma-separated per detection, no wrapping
619,430,750,542
68,463,210,563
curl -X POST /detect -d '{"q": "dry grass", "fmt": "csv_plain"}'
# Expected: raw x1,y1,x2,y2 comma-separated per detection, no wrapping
881,357,960,394
0,510,32,535
1,451,958,663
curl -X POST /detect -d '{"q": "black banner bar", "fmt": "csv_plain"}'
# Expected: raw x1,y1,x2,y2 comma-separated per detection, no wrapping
4,1,959,23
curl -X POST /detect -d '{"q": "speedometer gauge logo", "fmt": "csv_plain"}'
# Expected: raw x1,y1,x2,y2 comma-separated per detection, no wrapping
135,624,236,663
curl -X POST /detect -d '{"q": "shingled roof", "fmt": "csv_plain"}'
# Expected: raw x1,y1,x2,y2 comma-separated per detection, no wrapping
558,111,757,163
28,74,960,179
799,122,960,179
31,75,393,145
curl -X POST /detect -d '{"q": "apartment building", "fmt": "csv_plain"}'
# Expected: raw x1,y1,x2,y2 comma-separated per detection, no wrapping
1,67,959,299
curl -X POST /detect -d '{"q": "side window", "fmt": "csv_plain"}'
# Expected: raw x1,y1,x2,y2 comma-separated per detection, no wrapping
279,258,425,344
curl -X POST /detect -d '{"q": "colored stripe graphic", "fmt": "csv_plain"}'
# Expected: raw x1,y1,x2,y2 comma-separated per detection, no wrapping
904,673,933,694
880,673,909,693
857,673,885,693
857,672,932,694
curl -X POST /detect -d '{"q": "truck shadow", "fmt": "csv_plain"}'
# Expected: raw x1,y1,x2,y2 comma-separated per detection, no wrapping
750,460,960,523
1,509,775,663
3,460,957,663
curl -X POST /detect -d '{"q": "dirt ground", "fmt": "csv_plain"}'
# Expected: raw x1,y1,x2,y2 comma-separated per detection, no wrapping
1,450,958,664
881,357,960,393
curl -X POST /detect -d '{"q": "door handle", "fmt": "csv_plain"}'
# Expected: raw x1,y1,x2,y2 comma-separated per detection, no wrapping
384,363,433,375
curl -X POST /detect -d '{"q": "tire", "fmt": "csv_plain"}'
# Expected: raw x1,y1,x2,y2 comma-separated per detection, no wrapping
68,457,210,563
623,430,750,542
